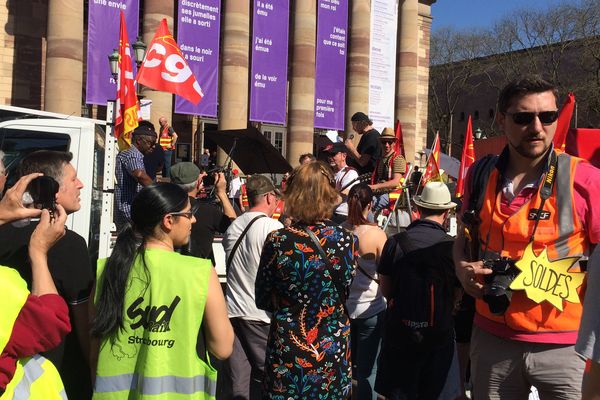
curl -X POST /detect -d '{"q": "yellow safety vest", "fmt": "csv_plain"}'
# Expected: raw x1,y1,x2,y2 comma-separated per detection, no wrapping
0,266,67,400
93,249,216,400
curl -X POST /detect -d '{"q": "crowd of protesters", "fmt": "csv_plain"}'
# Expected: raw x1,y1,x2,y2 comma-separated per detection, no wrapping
1,75,600,400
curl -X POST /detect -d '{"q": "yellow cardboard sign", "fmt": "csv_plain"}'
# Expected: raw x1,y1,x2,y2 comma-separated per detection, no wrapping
510,243,584,311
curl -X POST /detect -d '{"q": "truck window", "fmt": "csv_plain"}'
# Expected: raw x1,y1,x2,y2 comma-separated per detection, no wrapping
0,128,70,187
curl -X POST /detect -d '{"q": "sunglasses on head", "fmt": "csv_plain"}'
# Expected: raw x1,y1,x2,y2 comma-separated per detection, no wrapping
504,111,559,126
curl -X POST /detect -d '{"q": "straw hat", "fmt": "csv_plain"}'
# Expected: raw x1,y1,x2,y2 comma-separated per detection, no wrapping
413,181,457,210
380,127,396,140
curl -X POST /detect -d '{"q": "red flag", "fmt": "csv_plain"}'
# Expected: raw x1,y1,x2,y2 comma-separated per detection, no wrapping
136,19,203,104
114,11,140,144
553,92,575,152
394,119,405,158
422,132,442,185
455,115,475,198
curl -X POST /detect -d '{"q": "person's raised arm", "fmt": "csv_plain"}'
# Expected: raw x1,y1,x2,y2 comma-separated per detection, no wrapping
28,205,67,296
214,172,236,220
132,168,154,186
202,268,234,360
344,138,372,167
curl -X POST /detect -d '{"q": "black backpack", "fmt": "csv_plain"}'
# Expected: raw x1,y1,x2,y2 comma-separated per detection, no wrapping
387,232,456,342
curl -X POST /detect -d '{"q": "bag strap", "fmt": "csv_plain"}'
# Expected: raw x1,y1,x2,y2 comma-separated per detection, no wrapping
303,227,350,307
226,214,267,273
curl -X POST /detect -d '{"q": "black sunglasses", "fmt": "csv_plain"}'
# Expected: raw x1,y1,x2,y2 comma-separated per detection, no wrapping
504,111,559,126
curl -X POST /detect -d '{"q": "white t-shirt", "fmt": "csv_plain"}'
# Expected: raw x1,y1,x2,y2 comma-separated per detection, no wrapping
223,211,283,322
335,166,359,216
228,176,242,199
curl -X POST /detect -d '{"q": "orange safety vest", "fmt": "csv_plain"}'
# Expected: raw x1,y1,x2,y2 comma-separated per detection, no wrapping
476,151,588,333
159,126,174,150
240,184,249,208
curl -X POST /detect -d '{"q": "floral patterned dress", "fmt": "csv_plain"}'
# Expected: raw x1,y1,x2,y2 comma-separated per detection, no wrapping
256,222,357,399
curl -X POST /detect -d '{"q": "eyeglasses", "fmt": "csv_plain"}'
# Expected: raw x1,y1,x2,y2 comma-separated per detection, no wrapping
381,140,395,145
169,203,199,219
504,111,559,126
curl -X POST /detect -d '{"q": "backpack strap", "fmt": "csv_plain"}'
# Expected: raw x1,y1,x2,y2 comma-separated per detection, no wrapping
466,154,498,221
226,214,267,274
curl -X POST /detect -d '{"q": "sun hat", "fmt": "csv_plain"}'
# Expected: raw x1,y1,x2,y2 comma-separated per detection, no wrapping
380,127,396,141
413,181,457,210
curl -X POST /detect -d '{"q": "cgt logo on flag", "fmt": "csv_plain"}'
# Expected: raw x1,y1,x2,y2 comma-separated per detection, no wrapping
136,19,203,104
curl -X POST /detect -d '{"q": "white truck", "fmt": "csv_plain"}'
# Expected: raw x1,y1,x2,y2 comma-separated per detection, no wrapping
0,104,227,280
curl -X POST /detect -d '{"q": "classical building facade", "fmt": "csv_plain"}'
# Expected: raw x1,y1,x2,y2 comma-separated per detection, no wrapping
0,0,436,168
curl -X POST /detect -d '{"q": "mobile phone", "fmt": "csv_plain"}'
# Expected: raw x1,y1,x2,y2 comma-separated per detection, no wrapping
28,176,59,211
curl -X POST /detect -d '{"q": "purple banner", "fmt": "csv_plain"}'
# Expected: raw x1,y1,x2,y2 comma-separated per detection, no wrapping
86,0,139,105
249,0,289,125
175,1,221,117
314,0,348,130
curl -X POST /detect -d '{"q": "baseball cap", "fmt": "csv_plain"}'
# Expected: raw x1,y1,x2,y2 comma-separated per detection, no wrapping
351,112,369,122
246,175,280,197
170,162,200,185
323,142,347,154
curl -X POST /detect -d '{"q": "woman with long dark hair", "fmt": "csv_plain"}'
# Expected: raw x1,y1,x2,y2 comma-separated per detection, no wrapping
343,183,387,400
92,183,233,400
256,161,357,399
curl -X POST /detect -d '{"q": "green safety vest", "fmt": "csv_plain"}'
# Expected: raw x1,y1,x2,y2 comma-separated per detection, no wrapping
0,266,67,400
93,249,216,400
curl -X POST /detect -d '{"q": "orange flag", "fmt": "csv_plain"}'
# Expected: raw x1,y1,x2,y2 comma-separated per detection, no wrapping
114,11,140,145
455,115,475,198
394,119,405,158
136,19,203,104
422,132,442,185
553,92,575,152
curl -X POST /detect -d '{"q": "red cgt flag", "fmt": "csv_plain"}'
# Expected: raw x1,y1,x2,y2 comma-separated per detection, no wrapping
136,19,203,104
114,11,140,144
553,92,575,152
394,119,405,158
422,132,442,185
455,115,475,198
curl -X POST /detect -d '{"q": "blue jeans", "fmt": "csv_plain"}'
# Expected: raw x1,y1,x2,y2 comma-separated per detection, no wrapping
372,193,390,213
162,149,173,178
351,310,385,400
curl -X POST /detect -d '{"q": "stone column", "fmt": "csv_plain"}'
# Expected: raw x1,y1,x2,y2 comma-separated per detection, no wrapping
345,0,370,139
287,1,316,167
141,0,174,130
416,2,434,162
395,0,419,164
218,0,250,164
44,0,83,115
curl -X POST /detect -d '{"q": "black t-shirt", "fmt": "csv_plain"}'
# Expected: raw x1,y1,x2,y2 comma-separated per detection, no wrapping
144,145,165,180
181,198,232,264
0,220,94,397
353,128,382,175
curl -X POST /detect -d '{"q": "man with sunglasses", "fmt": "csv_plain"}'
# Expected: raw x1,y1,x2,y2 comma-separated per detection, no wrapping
453,75,600,399
114,124,156,230
369,127,406,213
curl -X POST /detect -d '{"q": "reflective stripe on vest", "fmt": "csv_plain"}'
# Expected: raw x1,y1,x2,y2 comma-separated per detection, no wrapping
95,373,216,395
476,151,588,333
159,128,172,149
5,355,67,400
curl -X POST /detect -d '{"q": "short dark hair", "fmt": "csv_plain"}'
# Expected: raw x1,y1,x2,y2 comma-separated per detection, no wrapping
298,153,316,164
498,75,558,113
18,150,73,184
417,205,448,218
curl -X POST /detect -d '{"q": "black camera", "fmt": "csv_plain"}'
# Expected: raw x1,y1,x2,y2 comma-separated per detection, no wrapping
483,257,519,315
28,176,59,212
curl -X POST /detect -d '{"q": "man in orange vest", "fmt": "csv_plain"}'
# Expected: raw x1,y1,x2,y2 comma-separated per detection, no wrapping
454,76,600,399
370,127,406,213
158,116,178,179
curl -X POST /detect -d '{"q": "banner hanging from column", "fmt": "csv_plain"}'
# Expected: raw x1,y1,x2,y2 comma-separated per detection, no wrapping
368,0,398,131
314,0,348,131
86,0,140,106
249,0,290,125
175,0,221,117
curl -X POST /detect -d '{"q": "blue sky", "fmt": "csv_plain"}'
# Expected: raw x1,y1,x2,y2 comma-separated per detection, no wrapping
431,0,557,32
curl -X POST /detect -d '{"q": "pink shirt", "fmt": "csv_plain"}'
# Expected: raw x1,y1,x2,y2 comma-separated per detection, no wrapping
461,156,600,344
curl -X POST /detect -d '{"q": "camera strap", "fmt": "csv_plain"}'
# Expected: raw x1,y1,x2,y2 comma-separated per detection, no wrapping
529,151,558,243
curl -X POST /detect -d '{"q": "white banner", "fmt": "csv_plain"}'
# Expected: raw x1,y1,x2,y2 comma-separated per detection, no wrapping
368,0,398,131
